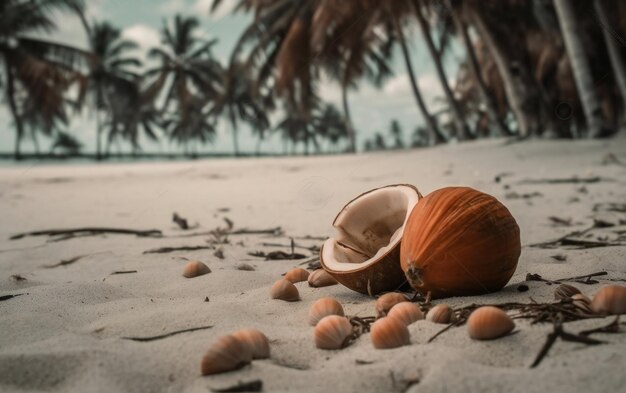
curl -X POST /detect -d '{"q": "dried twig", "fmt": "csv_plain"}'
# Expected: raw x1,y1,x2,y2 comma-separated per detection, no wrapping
0,293,27,302
530,319,604,368
142,245,215,254
211,380,263,392
122,325,213,342
519,177,608,184
525,271,608,285
10,227,162,241
579,317,623,336
45,255,86,268
172,213,189,230
111,270,137,275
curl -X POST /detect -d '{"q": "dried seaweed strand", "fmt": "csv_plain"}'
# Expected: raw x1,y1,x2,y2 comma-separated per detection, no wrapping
10,227,162,241
122,325,213,342
0,293,27,302
142,245,215,254
525,271,608,285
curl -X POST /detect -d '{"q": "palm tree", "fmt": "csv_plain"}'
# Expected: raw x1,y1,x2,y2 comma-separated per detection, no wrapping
162,96,217,156
50,130,82,155
593,0,626,125
103,80,162,155
551,0,613,138
444,0,512,137
1,0,89,159
80,21,142,159
222,1,320,151
313,103,349,152
387,6,447,144
465,2,544,137
211,62,271,156
274,104,318,155
414,0,472,140
145,15,222,151
389,119,404,149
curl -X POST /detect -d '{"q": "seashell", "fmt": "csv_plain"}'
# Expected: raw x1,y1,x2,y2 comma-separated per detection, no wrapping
467,306,515,340
201,334,252,375
183,261,211,278
232,329,270,359
308,297,345,326
370,316,410,349
270,279,300,301
554,283,581,300
308,269,338,287
375,292,409,317
400,187,520,298
314,315,353,349
320,185,422,295
591,285,626,315
387,302,423,325
571,293,593,313
426,304,453,324
284,267,310,283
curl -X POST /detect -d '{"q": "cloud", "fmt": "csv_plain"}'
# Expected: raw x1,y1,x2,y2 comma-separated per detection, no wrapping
158,0,187,15
122,24,161,51
194,0,238,20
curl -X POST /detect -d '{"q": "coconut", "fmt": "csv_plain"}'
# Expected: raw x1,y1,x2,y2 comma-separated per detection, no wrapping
320,184,421,295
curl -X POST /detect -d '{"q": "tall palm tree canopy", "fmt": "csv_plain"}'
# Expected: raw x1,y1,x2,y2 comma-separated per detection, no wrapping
0,0,90,158
144,14,223,151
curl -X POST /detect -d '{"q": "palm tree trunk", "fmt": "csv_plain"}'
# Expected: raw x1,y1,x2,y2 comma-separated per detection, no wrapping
30,129,41,155
341,85,357,153
232,125,240,156
392,14,446,144
414,1,472,140
449,3,512,137
95,109,103,160
468,7,538,137
594,0,626,123
554,0,612,137
4,62,24,160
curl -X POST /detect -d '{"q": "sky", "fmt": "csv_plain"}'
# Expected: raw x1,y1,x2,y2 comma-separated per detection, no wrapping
0,0,463,155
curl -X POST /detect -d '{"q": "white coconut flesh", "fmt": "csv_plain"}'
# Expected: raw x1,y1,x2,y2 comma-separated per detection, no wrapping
322,185,420,272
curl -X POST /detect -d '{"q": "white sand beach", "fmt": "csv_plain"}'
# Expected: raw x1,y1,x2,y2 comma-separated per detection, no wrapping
1,138,626,393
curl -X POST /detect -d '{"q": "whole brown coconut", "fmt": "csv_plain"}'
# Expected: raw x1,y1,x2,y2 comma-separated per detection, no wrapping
400,187,520,298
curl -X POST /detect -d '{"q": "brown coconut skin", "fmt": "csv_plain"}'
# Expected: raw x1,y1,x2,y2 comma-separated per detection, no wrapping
320,184,422,296
400,187,520,299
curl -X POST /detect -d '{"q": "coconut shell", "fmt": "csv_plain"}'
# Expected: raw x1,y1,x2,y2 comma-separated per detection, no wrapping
400,187,520,298
320,184,421,296
321,242,406,295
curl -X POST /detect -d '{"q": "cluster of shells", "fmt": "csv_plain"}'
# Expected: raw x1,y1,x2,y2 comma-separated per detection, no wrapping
554,283,626,315
308,293,515,350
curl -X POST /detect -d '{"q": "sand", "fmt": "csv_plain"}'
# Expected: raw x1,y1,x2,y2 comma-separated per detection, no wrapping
1,138,626,393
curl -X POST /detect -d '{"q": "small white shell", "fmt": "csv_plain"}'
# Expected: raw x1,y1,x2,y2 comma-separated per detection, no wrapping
232,329,270,359
201,335,252,375
370,316,410,349
426,304,453,324
183,261,211,278
308,297,345,326
284,268,310,283
270,279,300,301
571,293,593,313
314,315,353,349
591,285,626,315
387,302,423,325
375,292,408,317
467,306,515,340
554,284,581,300
308,269,338,287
